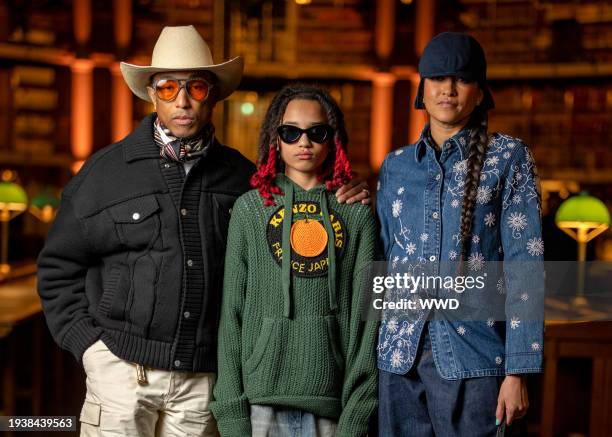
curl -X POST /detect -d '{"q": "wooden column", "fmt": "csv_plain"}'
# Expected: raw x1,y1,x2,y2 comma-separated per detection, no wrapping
370,0,396,171
71,0,93,173
370,73,396,171
111,0,133,142
70,59,94,173
408,0,436,144
110,63,133,142
73,0,91,54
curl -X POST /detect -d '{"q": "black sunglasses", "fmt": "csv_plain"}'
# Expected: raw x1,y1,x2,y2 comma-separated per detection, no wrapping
276,124,334,144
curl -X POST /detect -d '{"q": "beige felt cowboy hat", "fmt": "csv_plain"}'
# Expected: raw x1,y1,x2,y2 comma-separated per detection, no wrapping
120,25,243,102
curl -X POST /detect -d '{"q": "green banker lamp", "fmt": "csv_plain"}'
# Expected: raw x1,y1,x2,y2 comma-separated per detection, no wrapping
555,192,610,306
29,189,60,223
0,173,28,276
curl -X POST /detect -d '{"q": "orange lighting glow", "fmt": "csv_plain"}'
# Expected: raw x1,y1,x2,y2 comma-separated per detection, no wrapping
370,72,396,171
71,59,94,161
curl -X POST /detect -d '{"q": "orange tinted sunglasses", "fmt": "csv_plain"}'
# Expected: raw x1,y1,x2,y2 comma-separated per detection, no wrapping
153,77,213,102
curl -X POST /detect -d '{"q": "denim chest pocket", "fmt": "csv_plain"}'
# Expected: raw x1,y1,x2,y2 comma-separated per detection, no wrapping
109,195,161,249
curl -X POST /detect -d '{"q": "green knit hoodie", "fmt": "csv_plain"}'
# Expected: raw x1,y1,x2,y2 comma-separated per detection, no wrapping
211,174,378,437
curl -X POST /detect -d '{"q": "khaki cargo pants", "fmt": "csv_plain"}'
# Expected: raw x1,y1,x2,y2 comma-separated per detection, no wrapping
79,340,219,437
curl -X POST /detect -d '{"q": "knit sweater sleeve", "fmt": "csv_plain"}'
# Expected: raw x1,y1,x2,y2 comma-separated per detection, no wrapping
210,196,252,436
37,194,102,361
337,207,379,437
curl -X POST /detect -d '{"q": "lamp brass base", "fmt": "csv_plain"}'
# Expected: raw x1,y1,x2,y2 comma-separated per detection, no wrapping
572,295,589,308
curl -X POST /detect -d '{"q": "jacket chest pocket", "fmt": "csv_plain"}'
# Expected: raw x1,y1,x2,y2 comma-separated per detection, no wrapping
109,195,161,250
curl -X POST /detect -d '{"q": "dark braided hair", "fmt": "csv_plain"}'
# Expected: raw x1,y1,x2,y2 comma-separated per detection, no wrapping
459,107,490,267
251,83,352,205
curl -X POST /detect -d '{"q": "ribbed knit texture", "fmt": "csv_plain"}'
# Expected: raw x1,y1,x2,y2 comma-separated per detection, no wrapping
211,175,379,437
159,158,205,371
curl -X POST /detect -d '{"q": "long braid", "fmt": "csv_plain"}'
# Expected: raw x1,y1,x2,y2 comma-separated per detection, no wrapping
459,110,489,268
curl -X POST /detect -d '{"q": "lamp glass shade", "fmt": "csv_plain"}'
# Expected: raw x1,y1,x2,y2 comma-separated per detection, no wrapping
31,192,60,209
0,182,28,206
555,192,610,227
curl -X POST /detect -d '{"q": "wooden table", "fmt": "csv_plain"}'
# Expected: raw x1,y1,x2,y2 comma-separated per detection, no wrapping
542,321,612,437
0,274,43,418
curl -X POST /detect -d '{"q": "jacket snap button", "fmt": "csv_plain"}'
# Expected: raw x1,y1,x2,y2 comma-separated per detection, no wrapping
132,213,140,221
187,259,193,267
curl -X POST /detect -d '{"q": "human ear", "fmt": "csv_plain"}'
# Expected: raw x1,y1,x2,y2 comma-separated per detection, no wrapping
146,87,157,110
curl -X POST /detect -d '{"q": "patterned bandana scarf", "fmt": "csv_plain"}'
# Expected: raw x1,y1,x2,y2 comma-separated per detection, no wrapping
153,117,215,162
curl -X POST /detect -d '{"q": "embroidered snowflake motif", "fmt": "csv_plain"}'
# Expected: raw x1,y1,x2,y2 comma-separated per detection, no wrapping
507,212,527,237
527,237,544,257
453,159,468,174
392,199,403,218
531,342,541,351
497,278,505,294
449,250,457,260
457,325,466,336
406,242,417,255
451,199,461,208
395,149,404,156
472,235,480,244
392,256,399,268
510,317,521,330
512,194,522,205
468,253,485,271
484,212,496,227
420,233,429,243
391,349,404,368
485,156,500,167
503,151,511,160
476,186,493,204
508,142,516,149
387,317,398,333
406,323,415,336
397,187,405,195
495,356,503,365
401,256,408,264
521,293,529,302
487,318,495,327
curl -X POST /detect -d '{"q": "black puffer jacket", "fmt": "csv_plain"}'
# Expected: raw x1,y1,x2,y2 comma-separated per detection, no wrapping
37,114,255,372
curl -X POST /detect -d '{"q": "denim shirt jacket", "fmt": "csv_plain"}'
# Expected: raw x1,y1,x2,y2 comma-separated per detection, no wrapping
376,126,544,379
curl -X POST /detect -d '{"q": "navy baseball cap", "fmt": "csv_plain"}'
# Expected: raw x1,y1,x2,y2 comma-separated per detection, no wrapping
414,32,495,110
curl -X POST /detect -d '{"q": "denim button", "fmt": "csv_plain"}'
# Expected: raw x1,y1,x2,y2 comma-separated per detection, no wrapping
187,259,193,267
435,174,441,181
132,213,140,221
174,360,181,367
432,212,439,219
180,208,188,216
184,311,190,319
429,255,436,262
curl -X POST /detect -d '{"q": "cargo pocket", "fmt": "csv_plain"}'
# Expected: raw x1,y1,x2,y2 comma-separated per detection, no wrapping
80,400,101,427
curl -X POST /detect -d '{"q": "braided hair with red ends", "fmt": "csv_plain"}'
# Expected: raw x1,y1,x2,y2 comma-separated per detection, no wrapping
250,83,352,205
458,108,490,271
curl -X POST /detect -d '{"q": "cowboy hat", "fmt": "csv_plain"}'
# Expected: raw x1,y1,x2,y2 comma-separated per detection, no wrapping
120,25,243,102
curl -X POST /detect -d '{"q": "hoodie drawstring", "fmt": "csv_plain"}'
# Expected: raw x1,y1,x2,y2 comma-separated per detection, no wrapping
319,191,338,313
281,183,294,318
280,183,337,318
